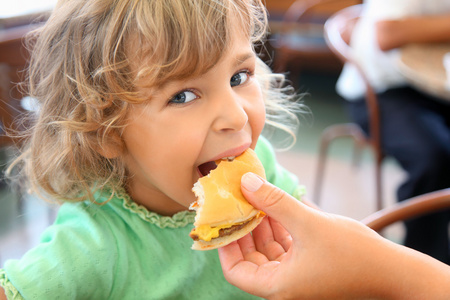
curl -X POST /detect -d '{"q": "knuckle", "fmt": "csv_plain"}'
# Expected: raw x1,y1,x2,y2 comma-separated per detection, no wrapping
262,186,286,209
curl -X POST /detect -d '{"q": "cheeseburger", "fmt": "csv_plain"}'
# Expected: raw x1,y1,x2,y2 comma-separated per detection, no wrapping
189,148,266,250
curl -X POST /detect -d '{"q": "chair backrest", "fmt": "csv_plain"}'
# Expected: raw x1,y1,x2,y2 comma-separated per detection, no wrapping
269,0,362,75
276,0,362,26
361,188,450,232
278,0,357,47
323,4,383,162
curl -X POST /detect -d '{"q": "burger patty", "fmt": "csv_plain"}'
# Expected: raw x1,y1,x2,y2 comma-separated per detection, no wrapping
218,220,250,238
190,218,252,241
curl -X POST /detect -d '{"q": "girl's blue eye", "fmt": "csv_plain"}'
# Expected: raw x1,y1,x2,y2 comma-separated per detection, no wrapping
169,90,198,104
230,71,249,87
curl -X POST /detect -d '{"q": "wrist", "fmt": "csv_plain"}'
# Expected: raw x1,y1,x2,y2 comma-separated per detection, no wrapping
377,241,450,299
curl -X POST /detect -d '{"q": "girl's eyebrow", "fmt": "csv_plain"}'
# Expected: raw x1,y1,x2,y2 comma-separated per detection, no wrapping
233,52,255,68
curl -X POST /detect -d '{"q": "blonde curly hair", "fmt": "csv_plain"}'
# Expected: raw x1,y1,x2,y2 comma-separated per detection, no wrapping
11,0,302,203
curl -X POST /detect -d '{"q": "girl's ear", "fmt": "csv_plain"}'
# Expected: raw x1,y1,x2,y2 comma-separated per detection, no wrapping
94,129,125,159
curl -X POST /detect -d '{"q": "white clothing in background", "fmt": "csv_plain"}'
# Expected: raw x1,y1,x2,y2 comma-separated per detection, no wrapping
336,0,450,100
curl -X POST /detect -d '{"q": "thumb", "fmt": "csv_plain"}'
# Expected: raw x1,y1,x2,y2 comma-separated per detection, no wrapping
241,172,313,236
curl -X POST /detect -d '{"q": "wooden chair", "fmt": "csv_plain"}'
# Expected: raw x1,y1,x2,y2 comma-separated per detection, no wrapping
269,0,362,82
0,7,51,144
313,4,385,211
362,188,450,233
0,24,39,146
0,20,48,218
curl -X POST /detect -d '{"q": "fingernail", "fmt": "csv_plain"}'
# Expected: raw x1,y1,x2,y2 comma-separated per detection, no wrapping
241,172,264,192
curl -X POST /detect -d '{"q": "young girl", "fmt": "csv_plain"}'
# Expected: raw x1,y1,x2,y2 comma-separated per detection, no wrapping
0,0,304,299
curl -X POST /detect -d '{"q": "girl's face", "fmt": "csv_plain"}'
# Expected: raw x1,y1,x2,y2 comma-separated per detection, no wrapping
121,29,266,216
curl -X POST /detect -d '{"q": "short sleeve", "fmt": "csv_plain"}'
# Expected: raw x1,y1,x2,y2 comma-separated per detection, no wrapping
1,203,118,299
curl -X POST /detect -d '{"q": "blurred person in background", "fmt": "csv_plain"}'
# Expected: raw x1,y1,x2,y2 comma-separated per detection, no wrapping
336,0,450,263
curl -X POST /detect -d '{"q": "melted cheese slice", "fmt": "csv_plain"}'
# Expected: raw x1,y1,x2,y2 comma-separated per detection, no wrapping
191,212,265,241
190,223,236,242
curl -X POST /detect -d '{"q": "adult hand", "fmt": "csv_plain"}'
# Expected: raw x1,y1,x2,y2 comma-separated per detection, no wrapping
218,172,450,300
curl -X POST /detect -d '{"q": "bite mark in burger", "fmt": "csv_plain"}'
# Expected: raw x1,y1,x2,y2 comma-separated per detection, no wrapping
189,148,266,250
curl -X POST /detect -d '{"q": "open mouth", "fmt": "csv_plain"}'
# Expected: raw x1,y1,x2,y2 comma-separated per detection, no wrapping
197,156,236,177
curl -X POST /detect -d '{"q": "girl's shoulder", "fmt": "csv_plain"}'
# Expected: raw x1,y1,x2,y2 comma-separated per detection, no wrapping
254,135,275,163
1,188,198,299
255,136,304,199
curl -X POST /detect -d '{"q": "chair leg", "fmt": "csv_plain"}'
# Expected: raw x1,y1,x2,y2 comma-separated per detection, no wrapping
350,128,367,168
313,123,369,206
313,132,330,205
374,156,383,211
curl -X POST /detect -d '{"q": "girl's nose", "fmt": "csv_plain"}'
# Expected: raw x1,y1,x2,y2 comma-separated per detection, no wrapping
211,89,248,133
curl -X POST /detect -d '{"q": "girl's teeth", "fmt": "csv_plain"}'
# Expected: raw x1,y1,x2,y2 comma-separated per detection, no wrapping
223,156,235,161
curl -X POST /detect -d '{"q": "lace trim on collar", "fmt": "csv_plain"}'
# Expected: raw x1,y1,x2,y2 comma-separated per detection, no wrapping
113,188,195,229
0,269,24,300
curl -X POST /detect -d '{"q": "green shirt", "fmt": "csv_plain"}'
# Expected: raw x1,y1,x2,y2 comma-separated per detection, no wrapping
0,137,303,299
